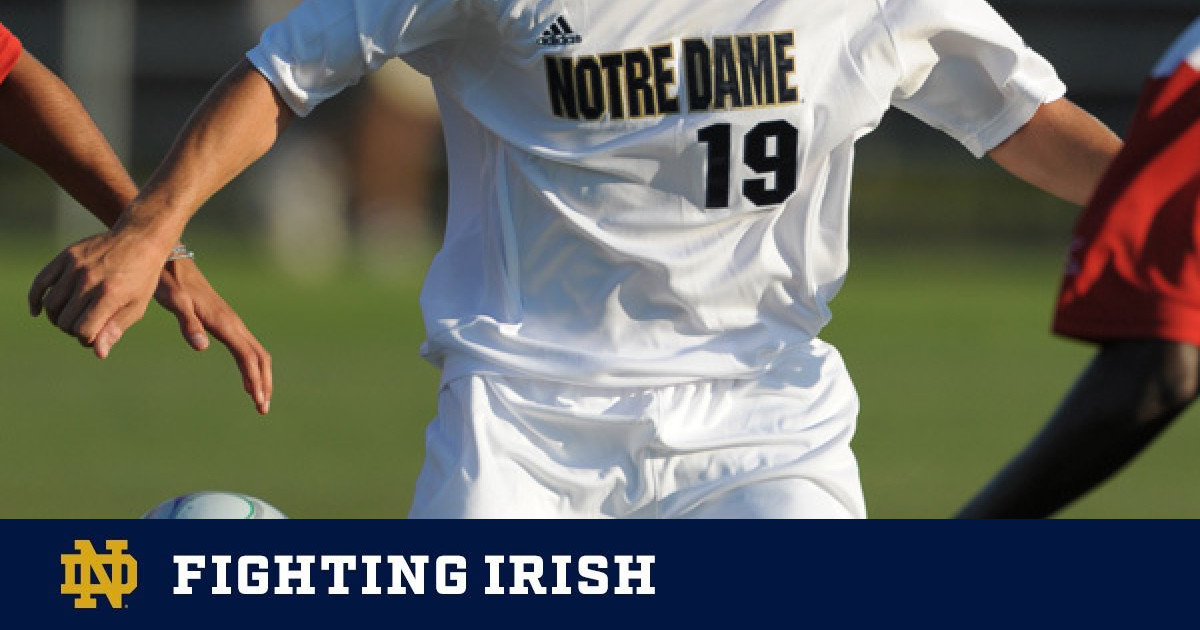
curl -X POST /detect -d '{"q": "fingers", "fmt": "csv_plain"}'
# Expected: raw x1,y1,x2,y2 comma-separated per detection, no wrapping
29,253,68,317
92,321,125,360
174,305,212,351
192,298,273,414
230,335,272,415
90,299,149,359
31,250,135,350
57,282,104,342
40,267,80,328
154,264,212,352
251,337,273,414
208,319,273,415
188,330,211,351
242,348,273,416
158,260,272,414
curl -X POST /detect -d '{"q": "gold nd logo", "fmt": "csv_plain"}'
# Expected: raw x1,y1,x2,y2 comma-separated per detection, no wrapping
60,539,138,609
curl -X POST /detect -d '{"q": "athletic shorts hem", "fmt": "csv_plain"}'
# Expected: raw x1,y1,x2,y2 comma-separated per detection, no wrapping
1053,316,1200,348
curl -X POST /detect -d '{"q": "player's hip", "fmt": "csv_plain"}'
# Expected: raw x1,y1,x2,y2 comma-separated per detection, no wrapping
410,349,862,518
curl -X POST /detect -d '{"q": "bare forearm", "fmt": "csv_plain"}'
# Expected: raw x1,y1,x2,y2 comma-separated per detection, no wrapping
0,51,136,226
119,57,294,248
988,98,1122,206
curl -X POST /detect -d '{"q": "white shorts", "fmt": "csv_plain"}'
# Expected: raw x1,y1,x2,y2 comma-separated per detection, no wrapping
408,344,865,519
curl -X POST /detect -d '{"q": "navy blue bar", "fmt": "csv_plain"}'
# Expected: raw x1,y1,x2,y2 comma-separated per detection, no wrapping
6,520,1196,627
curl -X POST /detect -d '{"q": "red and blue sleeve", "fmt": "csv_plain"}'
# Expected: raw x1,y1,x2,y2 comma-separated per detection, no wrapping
1052,25,1200,346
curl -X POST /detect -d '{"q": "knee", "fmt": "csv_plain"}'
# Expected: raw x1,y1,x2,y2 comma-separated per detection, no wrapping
1099,340,1200,426
1153,341,1200,415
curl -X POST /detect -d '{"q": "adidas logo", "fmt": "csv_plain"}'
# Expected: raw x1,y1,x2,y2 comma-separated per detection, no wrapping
536,16,582,46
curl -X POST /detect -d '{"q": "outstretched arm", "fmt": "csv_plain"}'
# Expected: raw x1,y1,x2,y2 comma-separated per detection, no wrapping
0,49,135,225
22,56,290,414
987,97,1122,206
956,340,1200,518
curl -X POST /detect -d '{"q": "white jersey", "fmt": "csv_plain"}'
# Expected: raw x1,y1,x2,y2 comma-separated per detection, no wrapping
249,0,1065,386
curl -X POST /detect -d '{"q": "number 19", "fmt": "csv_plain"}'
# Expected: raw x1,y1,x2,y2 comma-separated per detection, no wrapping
697,120,798,209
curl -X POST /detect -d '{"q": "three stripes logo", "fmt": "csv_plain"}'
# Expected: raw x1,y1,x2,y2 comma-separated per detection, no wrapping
536,15,582,46
61,539,138,609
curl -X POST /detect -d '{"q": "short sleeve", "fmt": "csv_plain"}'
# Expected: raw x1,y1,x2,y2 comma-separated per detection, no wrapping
246,0,466,117
0,21,24,83
1151,17,1200,79
882,0,1066,157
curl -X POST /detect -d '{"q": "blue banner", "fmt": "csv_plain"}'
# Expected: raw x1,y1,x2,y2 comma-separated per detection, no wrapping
5,520,1195,627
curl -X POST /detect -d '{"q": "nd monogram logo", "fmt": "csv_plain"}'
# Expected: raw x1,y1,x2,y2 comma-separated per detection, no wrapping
60,539,138,609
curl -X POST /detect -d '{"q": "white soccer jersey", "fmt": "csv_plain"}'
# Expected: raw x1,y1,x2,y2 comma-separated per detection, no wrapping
248,0,1065,387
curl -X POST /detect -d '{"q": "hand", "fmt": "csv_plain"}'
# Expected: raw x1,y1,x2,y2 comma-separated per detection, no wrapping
29,229,165,358
28,232,273,415
154,256,273,415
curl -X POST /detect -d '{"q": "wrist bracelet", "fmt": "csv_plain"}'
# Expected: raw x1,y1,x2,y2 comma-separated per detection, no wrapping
166,244,195,263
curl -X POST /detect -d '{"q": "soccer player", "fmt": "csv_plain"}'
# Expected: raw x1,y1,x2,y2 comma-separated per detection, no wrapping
957,17,1200,519
28,0,1121,517
0,20,272,414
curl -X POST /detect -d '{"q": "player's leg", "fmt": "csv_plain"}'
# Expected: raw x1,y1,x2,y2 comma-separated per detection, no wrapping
649,342,867,519
408,375,560,518
407,374,661,518
957,339,1200,518
673,474,864,519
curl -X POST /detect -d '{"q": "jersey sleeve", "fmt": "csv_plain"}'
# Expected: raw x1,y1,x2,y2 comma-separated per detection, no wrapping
246,0,467,117
881,0,1066,157
1051,18,1200,346
0,21,24,83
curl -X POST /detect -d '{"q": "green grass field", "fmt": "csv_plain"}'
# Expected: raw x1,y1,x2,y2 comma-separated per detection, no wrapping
2,235,1198,518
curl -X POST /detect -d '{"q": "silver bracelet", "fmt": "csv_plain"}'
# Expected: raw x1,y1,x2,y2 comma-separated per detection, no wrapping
166,244,195,263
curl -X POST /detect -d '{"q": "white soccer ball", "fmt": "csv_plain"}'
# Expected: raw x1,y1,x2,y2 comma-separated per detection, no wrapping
141,491,288,519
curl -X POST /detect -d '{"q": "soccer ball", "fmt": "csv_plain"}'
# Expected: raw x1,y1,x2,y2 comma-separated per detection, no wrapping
141,491,288,519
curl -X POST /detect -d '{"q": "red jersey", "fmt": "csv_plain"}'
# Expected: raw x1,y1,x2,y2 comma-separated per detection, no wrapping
0,21,22,82
1054,18,1200,346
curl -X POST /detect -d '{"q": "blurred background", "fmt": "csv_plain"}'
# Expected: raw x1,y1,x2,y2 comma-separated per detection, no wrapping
0,0,1196,518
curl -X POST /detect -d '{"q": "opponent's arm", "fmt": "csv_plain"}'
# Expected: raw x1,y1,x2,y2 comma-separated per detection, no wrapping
956,340,1200,518
27,57,292,413
0,49,135,225
987,97,1122,206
